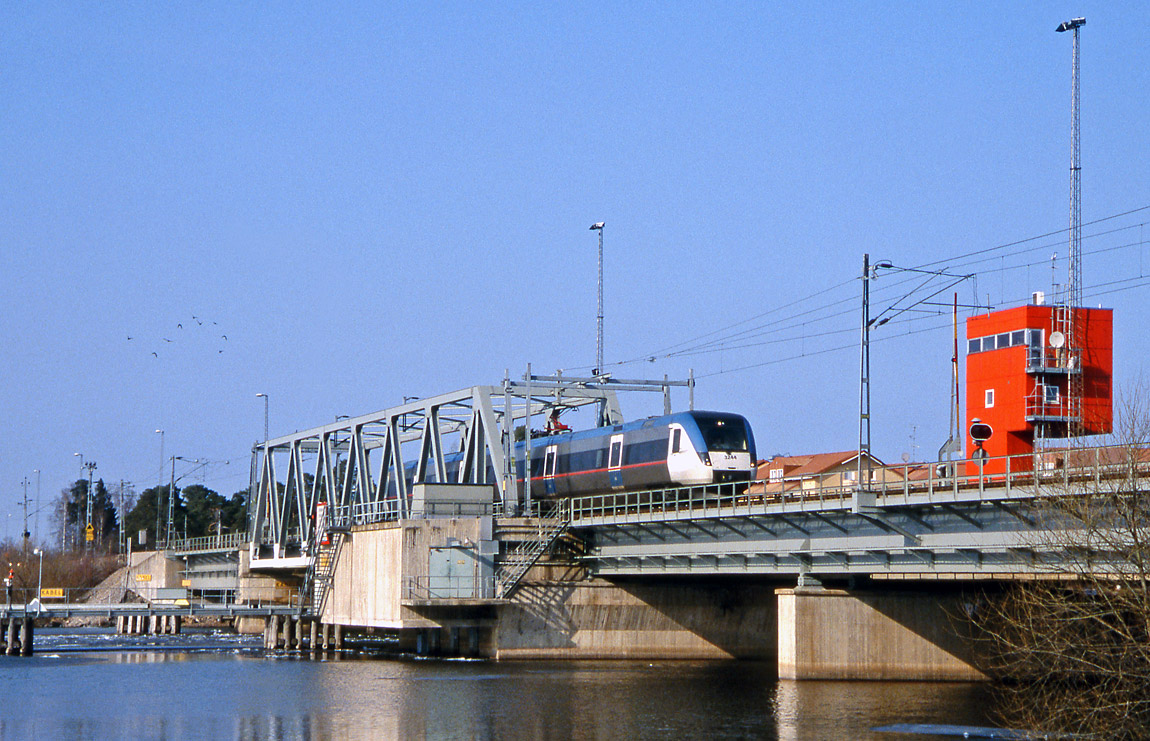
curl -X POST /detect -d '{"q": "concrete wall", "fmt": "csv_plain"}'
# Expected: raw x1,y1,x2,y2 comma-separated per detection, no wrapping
125,551,182,600
495,569,780,660
323,518,489,629
237,549,297,605
777,587,987,681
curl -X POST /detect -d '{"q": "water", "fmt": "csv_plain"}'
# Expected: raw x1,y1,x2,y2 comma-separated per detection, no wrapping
1,629,993,740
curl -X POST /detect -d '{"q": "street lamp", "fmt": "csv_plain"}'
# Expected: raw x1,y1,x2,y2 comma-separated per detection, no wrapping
590,221,606,427
33,469,40,548
72,453,83,549
256,393,269,442
154,430,164,548
33,548,43,608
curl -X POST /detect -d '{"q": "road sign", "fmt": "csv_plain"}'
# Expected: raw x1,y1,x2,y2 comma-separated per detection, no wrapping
85,524,94,541
40,588,64,599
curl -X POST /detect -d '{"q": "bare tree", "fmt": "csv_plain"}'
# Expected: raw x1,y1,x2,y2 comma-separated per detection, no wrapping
977,387,1150,738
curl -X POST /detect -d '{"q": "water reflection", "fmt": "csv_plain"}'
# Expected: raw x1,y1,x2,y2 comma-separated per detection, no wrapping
2,637,991,740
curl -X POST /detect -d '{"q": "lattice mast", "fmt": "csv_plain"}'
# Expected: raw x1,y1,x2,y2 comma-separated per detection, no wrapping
1057,17,1085,437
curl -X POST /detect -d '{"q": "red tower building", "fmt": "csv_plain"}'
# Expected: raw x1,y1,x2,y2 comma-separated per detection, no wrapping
964,299,1112,473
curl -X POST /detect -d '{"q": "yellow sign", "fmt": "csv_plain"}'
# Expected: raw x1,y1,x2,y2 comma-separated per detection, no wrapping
85,524,94,541
40,588,64,598
135,573,152,582
181,579,191,587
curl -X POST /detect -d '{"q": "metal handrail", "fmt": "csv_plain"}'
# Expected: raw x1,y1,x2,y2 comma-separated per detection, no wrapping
567,444,1150,523
166,532,247,552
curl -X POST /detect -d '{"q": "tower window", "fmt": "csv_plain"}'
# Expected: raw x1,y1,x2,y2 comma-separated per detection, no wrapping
985,389,995,408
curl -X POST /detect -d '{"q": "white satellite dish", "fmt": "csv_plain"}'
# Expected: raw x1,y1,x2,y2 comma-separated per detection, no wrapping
1049,331,1065,349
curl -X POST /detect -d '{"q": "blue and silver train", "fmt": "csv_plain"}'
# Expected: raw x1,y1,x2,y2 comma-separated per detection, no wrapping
436,410,756,498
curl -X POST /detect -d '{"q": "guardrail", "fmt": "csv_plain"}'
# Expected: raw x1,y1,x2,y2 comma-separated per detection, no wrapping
568,444,1150,523
403,575,497,601
166,532,247,553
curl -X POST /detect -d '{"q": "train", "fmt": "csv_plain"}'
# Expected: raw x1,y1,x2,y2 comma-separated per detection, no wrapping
436,410,757,498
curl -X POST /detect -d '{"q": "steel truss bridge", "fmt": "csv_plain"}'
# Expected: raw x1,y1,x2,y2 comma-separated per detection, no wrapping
248,373,693,560
569,446,1150,582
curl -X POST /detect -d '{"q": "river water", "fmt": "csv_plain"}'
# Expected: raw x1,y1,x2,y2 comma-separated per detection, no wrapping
1,628,993,740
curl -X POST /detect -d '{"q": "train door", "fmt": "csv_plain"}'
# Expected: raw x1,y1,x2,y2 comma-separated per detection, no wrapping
608,434,625,488
666,424,710,486
543,446,558,497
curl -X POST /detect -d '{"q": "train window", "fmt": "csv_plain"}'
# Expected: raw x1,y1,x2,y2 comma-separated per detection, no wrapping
698,417,749,453
624,440,663,465
544,450,556,477
609,440,622,468
672,429,682,454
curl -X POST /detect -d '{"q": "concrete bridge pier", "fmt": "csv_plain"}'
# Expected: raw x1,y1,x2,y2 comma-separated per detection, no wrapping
263,616,281,650
775,587,987,681
282,616,295,650
20,617,33,656
6,618,19,656
309,620,318,654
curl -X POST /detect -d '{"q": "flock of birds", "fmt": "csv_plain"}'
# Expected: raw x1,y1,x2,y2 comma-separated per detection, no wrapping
128,315,229,359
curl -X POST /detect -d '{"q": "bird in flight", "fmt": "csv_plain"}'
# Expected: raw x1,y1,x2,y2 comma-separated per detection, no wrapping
151,352,158,358
162,338,173,343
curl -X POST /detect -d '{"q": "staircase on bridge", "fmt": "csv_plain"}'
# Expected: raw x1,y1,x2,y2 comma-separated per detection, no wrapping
304,529,347,616
496,511,570,599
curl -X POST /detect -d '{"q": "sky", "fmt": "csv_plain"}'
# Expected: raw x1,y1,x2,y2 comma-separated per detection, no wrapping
3,3,1149,544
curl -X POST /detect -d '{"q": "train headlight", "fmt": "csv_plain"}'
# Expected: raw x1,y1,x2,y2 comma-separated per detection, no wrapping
700,452,711,466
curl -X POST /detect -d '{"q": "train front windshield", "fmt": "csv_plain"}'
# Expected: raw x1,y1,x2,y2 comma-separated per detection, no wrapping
698,415,750,453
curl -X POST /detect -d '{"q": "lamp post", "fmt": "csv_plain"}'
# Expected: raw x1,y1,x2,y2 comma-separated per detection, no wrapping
72,453,83,549
590,221,605,426
256,393,269,442
33,469,40,548
33,548,43,605
154,430,164,548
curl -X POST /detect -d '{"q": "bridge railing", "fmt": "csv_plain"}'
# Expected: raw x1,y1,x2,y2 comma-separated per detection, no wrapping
166,532,247,553
403,575,497,601
568,444,1150,522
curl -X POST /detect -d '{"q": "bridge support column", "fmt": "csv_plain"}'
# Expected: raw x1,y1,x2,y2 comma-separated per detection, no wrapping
321,623,330,651
20,618,33,656
281,612,294,648
776,587,986,681
171,615,182,635
265,615,279,650
6,618,18,655
333,624,342,651
309,620,317,653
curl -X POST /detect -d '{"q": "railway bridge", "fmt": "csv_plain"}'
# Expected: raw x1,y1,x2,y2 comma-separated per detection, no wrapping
62,373,1150,679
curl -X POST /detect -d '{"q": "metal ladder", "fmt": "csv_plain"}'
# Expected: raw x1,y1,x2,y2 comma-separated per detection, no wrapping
304,530,345,616
496,511,570,599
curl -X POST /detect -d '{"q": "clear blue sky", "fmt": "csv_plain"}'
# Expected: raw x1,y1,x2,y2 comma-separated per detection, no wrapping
3,3,1148,541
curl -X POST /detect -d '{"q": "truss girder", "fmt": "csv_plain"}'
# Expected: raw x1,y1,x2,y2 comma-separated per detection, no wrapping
247,383,624,551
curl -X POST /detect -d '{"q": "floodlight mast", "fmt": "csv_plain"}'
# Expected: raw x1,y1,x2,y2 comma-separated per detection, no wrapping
590,221,606,426
1056,16,1085,439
